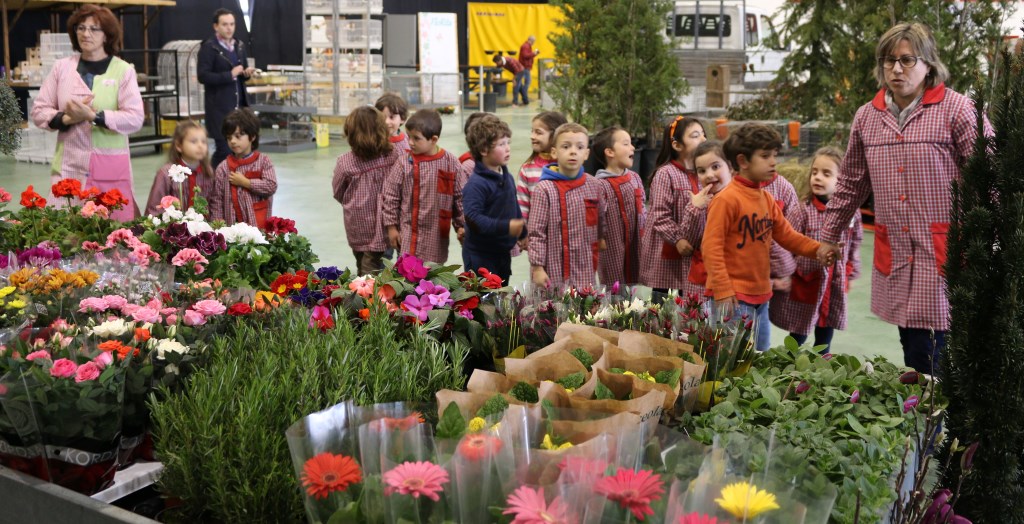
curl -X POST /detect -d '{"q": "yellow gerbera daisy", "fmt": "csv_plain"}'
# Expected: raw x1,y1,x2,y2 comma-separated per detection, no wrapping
715,481,780,519
0,286,16,298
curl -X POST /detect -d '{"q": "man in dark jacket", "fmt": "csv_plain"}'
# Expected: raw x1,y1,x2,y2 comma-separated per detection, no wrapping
198,8,254,169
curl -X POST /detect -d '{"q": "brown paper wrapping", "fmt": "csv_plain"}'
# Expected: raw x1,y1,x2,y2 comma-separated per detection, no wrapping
527,334,605,363
617,329,701,362
504,351,588,383
554,323,621,345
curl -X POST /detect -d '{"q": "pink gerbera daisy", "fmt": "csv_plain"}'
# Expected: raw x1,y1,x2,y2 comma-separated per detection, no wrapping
503,486,573,524
593,468,665,521
678,513,725,524
382,461,449,502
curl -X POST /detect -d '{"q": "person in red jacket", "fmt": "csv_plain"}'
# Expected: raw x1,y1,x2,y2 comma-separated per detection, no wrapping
518,36,539,104
493,53,528,107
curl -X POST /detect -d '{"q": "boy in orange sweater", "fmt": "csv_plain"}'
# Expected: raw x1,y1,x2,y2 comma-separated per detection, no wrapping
703,124,834,350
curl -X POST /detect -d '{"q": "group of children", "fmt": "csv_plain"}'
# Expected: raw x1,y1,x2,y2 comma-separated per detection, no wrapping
146,92,860,353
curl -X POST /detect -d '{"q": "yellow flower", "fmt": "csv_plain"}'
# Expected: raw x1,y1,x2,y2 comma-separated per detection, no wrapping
76,270,100,285
0,286,15,298
715,481,780,519
637,371,656,383
467,417,487,433
623,371,636,377
6,300,25,310
9,268,37,290
541,434,573,451
565,387,575,393
490,422,502,434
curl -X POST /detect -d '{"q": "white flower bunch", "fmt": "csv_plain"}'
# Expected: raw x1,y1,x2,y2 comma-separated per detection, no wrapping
167,164,192,184
155,338,189,360
91,318,132,338
218,222,268,245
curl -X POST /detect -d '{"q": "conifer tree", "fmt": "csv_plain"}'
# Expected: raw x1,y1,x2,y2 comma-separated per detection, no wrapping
0,82,22,156
941,48,1024,521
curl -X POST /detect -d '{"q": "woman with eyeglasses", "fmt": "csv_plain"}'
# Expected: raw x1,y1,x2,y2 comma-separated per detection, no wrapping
815,22,993,375
29,3,144,221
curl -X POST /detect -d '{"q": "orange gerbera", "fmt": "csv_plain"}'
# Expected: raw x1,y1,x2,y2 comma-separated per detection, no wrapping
301,452,362,500
373,412,426,431
358,308,370,320
458,433,503,462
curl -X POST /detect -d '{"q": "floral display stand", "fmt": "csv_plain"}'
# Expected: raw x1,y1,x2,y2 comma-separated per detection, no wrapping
0,465,158,524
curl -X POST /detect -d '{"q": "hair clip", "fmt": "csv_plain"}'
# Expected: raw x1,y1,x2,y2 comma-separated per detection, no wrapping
668,115,683,140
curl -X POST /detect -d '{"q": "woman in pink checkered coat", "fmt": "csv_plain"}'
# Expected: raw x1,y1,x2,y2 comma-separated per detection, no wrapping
818,23,992,374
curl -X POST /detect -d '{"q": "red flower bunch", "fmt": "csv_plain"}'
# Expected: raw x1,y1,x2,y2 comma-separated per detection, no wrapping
52,179,83,199
270,270,310,296
20,185,47,208
263,216,297,236
97,189,128,210
227,303,252,316
454,296,479,313
478,268,504,289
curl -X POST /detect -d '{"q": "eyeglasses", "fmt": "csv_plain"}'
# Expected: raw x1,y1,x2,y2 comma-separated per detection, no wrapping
76,25,103,34
879,55,922,69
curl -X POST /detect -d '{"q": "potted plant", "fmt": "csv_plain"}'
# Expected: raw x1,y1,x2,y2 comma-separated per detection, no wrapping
547,0,688,181
0,82,21,156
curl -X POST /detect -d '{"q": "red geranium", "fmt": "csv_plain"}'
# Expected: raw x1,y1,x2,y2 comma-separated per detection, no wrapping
455,296,479,312
20,186,47,208
263,216,298,236
51,179,82,199
478,268,504,289
98,189,128,209
227,303,252,316
79,187,101,200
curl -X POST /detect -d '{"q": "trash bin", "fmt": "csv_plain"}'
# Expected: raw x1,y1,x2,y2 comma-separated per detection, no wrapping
483,92,498,113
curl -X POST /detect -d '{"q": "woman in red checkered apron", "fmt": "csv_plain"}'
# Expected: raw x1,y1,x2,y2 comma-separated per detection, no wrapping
772,147,862,354
817,23,991,374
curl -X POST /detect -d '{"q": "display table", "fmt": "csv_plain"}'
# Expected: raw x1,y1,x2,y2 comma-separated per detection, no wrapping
0,465,159,524
91,461,163,504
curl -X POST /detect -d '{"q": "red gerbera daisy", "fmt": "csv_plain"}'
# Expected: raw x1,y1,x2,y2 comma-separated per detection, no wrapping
593,468,664,521
301,452,362,500
457,433,503,462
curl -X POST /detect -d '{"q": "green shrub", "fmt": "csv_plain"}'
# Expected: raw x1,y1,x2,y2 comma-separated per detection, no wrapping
150,308,467,522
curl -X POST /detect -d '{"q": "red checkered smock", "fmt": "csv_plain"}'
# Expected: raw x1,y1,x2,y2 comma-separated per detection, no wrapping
146,162,217,217
528,168,605,289
822,84,991,331
458,151,475,190
640,162,699,291
381,148,464,264
765,175,801,279
332,147,404,252
596,169,646,287
210,151,277,226
517,153,554,221
771,198,863,335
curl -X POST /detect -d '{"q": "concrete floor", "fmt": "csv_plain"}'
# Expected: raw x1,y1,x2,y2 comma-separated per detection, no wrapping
0,104,902,364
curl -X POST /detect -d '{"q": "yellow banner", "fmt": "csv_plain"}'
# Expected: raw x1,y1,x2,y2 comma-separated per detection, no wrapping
467,2,564,72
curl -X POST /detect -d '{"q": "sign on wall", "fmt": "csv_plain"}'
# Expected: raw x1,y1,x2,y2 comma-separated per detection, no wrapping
418,12,460,105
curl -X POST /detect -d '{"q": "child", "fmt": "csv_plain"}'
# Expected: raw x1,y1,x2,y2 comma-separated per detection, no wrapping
592,126,645,289
375,92,410,154
764,150,803,303
458,111,489,189
381,109,464,264
145,120,216,216
639,116,706,303
332,106,404,275
528,123,605,290
769,147,861,353
703,123,832,351
461,114,525,284
518,111,568,223
681,140,734,300
210,108,277,227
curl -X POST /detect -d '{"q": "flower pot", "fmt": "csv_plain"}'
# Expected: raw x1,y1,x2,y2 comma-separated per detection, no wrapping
0,432,50,481
43,438,120,495
694,380,723,412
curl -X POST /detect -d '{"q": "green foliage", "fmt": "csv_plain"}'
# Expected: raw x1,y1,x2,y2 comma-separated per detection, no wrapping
569,347,593,371
940,49,1024,521
0,207,122,256
0,82,21,156
435,402,466,440
555,371,586,391
548,0,687,141
150,308,467,523
594,381,616,400
476,393,509,419
655,367,681,388
736,0,1010,124
509,381,539,404
684,345,925,523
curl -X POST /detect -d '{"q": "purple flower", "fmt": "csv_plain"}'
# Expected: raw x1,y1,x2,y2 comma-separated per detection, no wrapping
290,288,325,307
903,395,919,413
186,231,227,255
316,266,343,281
899,371,920,384
415,279,453,307
395,253,429,282
160,222,192,247
611,281,620,295
961,442,979,472
922,489,972,524
457,308,474,320
850,389,860,403
402,294,434,322
795,381,810,394
17,245,61,267
0,254,7,269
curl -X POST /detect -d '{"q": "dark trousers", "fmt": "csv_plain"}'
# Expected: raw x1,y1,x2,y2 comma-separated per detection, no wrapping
211,134,229,171
790,326,835,354
353,251,384,276
650,288,675,306
898,327,946,375
462,248,511,286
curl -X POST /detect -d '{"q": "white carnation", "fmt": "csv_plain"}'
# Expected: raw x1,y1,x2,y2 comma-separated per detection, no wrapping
218,222,268,245
625,297,646,314
167,164,191,184
155,339,189,359
161,207,184,222
183,208,205,222
185,220,214,236
91,318,131,338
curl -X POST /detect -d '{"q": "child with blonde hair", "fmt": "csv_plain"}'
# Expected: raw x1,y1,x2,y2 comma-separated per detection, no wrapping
146,120,215,216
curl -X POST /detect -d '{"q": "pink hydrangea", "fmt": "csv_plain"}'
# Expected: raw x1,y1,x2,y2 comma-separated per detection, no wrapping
192,299,226,317
93,351,113,369
75,362,101,382
183,309,206,326
49,358,78,378
25,350,51,362
78,297,109,313
131,307,162,324
103,295,129,310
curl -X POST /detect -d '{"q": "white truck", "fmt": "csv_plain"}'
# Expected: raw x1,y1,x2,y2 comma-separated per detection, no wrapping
666,0,789,113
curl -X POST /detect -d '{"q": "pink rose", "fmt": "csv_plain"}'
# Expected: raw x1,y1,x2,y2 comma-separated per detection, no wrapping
25,350,51,362
160,307,178,317
75,361,101,382
160,195,180,209
120,303,141,316
165,313,177,325
192,299,227,317
78,297,109,313
0,188,11,202
49,358,78,378
103,295,129,310
183,309,207,326
131,307,161,324
146,298,163,310
93,351,113,369
50,318,72,332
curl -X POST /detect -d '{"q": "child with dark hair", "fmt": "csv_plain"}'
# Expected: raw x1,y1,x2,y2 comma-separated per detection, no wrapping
333,106,403,275
375,92,410,153
703,123,830,351
681,140,733,300
592,126,645,289
210,107,277,227
461,114,524,284
517,111,568,223
381,109,464,264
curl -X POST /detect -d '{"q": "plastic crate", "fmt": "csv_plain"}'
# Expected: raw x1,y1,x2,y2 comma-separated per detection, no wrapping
337,0,382,14
336,19,382,49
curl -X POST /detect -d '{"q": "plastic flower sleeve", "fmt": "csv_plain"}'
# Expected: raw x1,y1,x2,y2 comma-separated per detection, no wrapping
0,370,50,482
448,419,516,523
366,416,447,524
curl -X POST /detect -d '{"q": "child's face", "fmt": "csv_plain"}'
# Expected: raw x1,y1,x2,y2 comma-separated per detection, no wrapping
381,108,403,136
482,136,511,169
227,127,253,156
695,152,733,194
177,128,208,163
738,148,778,183
810,155,839,198
605,130,635,171
408,130,438,156
552,131,590,173
673,123,706,163
530,121,554,155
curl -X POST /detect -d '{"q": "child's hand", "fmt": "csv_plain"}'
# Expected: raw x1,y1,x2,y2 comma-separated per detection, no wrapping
228,171,251,189
508,219,525,237
772,277,791,292
532,266,549,287
599,239,607,251
676,239,694,256
387,226,400,249
817,242,841,266
691,184,714,209
716,296,737,320
517,238,529,251
457,228,465,244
